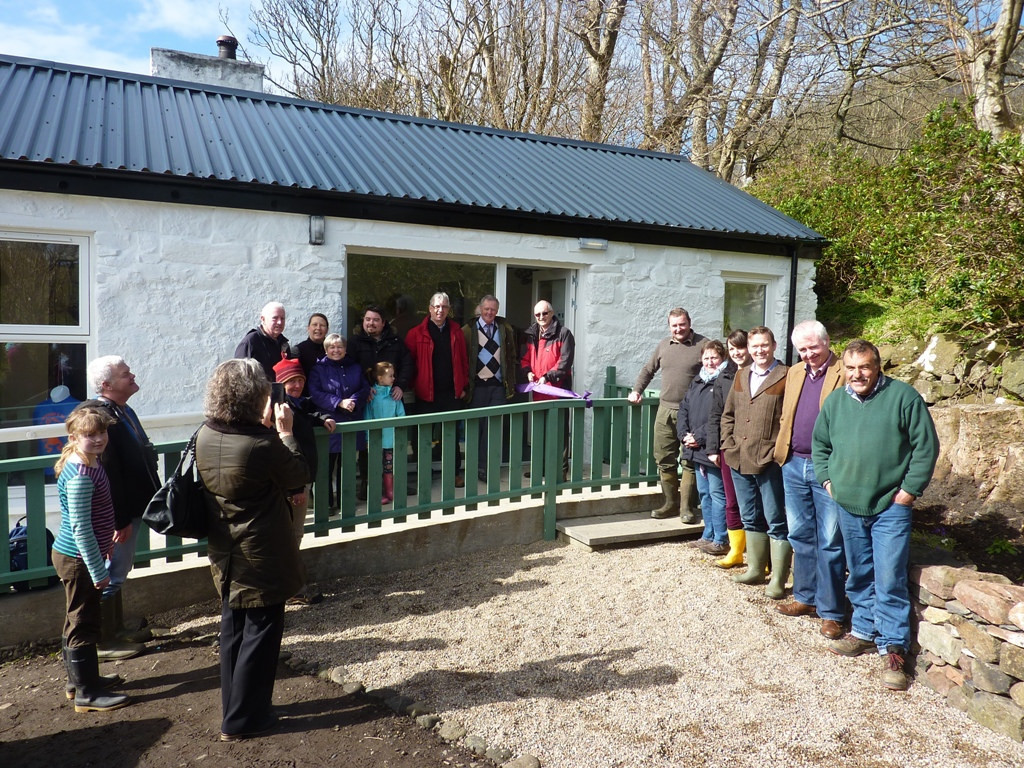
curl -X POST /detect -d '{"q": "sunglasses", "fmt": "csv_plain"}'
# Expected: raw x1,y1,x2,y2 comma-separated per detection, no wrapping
535,311,551,317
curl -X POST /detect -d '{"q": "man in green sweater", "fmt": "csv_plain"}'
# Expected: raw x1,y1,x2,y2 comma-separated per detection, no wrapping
812,339,939,691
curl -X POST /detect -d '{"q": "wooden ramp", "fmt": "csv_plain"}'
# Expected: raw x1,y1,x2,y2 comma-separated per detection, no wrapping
556,511,703,551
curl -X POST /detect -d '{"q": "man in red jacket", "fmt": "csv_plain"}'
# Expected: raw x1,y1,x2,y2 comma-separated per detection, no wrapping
404,292,469,486
521,300,575,478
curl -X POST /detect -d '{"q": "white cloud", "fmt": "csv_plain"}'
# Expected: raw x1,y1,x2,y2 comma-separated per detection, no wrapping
0,22,151,75
132,0,253,38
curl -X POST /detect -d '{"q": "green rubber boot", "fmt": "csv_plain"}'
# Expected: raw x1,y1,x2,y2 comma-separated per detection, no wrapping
678,464,698,524
733,531,770,585
765,538,794,600
651,472,680,519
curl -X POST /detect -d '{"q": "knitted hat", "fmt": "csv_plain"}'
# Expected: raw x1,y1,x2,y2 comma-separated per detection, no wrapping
273,357,305,384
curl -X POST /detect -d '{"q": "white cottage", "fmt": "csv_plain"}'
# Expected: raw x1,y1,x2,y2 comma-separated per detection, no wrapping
0,47,825,443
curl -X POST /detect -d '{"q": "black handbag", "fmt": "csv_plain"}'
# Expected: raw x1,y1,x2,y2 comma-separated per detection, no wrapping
142,430,209,539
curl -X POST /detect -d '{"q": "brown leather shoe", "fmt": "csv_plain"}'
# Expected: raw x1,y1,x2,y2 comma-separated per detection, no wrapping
820,620,844,639
775,600,816,617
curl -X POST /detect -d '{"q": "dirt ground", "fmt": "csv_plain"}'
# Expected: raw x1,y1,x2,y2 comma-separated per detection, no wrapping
2,478,1021,768
0,633,485,768
916,477,1024,582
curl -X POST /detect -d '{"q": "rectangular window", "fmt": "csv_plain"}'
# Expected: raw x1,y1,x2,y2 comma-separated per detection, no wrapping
0,232,89,433
346,253,495,337
723,280,767,335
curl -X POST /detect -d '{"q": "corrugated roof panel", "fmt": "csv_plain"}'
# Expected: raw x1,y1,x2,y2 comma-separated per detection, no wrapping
0,54,823,244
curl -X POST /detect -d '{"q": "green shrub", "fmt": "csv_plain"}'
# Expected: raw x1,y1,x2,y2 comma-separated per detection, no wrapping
749,103,1024,338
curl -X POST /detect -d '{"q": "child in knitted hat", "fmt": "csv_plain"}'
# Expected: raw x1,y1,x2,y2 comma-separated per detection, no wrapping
272,357,335,605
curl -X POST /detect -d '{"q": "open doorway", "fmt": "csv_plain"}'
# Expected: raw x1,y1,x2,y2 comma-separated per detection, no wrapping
504,267,575,333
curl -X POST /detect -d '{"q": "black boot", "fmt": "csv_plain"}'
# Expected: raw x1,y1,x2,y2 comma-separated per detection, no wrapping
97,593,145,660
113,589,152,643
66,645,131,712
63,636,123,700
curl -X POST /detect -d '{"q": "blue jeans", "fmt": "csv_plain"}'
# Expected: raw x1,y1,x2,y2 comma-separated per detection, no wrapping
104,520,142,596
695,463,727,544
782,457,845,619
838,500,913,651
730,463,787,539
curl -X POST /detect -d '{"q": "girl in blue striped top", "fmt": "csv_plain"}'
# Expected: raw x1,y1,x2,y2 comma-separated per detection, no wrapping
52,404,132,713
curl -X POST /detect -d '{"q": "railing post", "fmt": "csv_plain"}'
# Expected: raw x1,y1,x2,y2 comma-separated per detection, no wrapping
543,401,559,541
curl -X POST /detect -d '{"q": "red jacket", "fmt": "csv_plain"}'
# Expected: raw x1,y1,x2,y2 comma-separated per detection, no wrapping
404,318,469,402
520,318,575,402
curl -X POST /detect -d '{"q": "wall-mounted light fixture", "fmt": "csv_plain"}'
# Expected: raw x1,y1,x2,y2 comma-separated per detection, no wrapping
309,215,326,245
578,236,608,251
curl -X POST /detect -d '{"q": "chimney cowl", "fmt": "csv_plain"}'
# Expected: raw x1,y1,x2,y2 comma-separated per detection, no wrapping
216,35,238,60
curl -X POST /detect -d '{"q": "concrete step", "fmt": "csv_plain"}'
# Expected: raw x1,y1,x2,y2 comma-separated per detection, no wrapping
556,511,703,550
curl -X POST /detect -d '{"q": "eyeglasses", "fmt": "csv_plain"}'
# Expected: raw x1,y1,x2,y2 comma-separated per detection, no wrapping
534,311,551,317
430,305,449,310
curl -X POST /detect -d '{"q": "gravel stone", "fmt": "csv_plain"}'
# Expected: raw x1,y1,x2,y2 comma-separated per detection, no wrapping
465,734,488,755
438,721,467,741
416,714,442,729
255,540,1024,767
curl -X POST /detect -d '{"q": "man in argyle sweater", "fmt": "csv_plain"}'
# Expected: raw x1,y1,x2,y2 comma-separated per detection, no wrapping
463,295,519,482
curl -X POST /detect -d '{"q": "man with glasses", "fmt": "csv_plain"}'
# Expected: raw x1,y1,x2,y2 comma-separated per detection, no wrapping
405,292,470,486
521,300,575,479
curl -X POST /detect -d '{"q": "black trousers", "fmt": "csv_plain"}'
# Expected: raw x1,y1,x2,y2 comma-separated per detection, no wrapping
413,393,464,475
469,382,506,471
219,598,285,735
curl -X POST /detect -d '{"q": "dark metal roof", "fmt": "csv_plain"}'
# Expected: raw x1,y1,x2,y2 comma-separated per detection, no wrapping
0,54,824,247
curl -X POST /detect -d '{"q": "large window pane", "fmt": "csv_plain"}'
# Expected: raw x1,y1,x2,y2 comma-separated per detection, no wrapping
347,253,495,337
0,341,87,463
0,240,80,326
723,281,766,335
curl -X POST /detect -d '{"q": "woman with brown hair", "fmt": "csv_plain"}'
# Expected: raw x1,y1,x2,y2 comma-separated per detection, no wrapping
195,358,309,741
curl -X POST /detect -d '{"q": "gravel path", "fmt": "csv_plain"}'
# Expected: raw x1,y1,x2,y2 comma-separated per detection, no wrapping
171,539,1024,767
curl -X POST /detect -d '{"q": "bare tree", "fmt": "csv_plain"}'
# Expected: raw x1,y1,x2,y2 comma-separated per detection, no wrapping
938,0,1024,137
571,0,630,142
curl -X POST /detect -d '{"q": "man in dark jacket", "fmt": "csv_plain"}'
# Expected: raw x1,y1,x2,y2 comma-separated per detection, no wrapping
348,305,415,397
348,304,415,498
84,355,161,659
234,301,291,381
463,295,517,482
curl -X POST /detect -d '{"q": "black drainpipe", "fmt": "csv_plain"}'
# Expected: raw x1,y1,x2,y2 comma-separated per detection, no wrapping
785,244,798,365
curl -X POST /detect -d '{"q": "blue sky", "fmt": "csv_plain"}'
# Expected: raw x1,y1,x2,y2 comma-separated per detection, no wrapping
0,1,259,76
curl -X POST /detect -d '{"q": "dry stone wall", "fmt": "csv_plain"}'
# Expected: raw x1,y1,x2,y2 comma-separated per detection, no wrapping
879,333,1024,405
912,564,1024,742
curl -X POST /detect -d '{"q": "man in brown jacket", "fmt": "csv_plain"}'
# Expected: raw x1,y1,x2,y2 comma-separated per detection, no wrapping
720,326,789,598
773,321,847,638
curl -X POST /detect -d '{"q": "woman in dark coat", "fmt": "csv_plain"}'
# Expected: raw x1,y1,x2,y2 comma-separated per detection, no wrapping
678,339,731,556
195,358,309,742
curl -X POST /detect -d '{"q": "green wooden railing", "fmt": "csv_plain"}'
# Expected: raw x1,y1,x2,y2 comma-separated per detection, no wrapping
1,368,657,590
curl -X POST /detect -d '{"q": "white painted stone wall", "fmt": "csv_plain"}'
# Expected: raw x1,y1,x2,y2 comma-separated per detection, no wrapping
0,189,817,439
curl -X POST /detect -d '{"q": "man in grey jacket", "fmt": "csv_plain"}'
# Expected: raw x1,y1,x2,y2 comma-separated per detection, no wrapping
627,308,707,521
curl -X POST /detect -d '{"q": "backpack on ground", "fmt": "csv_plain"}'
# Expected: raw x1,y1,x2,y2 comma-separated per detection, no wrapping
8,516,59,592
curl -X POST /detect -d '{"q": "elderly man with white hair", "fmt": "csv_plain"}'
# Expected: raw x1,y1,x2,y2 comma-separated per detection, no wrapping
772,321,847,639
79,355,161,660
234,301,292,381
